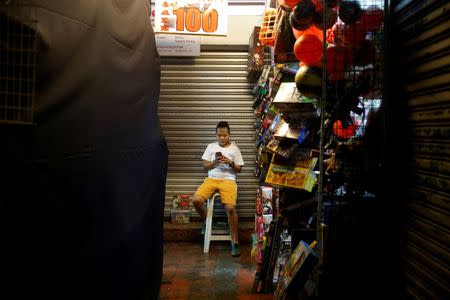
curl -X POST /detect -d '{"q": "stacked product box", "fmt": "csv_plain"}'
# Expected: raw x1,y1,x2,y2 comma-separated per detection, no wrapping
170,194,191,224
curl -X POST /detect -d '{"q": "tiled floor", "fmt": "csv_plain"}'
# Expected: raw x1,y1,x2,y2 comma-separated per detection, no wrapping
160,241,275,300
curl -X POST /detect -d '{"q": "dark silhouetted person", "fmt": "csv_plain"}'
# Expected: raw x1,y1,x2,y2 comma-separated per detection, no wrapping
0,1,167,299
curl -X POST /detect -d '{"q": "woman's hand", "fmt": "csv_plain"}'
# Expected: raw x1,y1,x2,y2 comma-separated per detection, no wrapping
222,157,233,165
207,156,237,170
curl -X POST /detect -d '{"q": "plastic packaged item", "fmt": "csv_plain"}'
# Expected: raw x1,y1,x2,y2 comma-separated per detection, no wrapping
170,209,191,224
259,8,280,46
172,194,191,209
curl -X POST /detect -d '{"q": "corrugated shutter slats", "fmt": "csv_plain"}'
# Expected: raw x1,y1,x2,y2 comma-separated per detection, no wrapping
159,46,260,218
394,0,450,298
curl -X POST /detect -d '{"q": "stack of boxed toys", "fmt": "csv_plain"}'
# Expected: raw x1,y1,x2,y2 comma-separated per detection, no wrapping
170,194,191,224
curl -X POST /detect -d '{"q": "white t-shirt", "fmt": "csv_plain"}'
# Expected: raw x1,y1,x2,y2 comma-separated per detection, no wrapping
202,142,245,180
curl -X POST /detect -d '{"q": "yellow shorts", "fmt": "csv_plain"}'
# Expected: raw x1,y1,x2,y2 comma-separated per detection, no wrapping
195,177,238,206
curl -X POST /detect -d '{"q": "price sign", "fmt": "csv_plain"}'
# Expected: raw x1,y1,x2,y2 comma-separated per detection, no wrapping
154,0,228,36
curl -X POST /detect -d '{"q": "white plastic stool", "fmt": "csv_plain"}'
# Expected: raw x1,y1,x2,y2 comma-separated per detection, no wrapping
203,193,232,253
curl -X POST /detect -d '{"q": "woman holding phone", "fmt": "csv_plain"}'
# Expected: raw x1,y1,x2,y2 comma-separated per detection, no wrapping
192,121,245,257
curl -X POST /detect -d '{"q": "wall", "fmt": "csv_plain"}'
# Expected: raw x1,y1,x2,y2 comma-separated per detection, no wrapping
200,14,262,45
151,2,264,46
156,5,265,219
159,46,261,218
392,0,450,298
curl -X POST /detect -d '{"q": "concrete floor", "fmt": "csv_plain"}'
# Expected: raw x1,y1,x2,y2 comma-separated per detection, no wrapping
160,241,275,300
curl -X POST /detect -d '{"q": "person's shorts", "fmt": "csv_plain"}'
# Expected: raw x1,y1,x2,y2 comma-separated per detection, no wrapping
194,177,237,206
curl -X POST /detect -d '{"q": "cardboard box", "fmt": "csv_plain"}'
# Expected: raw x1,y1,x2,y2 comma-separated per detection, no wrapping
273,82,317,112
272,10,297,64
247,26,265,80
275,240,319,299
170,209,191,224
264,154,317,191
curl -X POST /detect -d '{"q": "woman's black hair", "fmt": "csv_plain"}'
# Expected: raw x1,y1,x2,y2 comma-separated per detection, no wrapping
216,121,230,133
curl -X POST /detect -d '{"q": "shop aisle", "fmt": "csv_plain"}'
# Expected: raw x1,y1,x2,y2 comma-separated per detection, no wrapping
160,242,275,300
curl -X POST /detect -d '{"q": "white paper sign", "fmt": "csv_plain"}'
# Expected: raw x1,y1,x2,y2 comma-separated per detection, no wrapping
155,34,201,56
154,0,228,36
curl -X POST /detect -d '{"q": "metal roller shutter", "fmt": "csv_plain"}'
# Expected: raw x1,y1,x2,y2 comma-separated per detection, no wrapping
393,0,450,298
159,45,260,219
